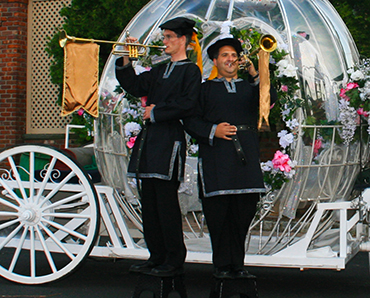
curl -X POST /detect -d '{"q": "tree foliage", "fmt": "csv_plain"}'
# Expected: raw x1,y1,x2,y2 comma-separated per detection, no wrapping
329,0,370,57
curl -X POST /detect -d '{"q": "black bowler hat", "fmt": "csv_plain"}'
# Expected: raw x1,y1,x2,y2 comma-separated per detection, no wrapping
159,17,196,36
207,37,243,60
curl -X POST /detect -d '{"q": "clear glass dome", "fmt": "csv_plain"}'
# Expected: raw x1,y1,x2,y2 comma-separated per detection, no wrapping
95,0,362,216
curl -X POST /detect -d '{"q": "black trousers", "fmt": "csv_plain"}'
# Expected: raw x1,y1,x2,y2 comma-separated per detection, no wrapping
141,177,186,268
202,193,259,270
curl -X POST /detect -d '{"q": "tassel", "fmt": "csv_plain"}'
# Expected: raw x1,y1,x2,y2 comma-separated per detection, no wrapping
258,50,271,131
189,32,203,75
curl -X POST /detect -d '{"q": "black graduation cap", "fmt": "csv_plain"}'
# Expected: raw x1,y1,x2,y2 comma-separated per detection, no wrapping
207,37,243,60
159,17,196,36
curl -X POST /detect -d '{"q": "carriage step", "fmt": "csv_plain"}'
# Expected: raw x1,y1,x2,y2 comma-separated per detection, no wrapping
132,273,187,298
209,276,258,298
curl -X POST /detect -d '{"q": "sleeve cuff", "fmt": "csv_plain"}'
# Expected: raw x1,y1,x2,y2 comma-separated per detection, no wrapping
209,124,217,146
115,59,132,70
250,77,260,86
150,107,156,123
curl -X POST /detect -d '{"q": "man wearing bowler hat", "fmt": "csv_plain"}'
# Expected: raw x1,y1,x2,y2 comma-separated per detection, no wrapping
184,34,277,279
115,17,201,277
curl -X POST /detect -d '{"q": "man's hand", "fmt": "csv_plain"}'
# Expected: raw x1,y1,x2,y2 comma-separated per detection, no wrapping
215,122,237,140
122,36,138,65
143,104,155,120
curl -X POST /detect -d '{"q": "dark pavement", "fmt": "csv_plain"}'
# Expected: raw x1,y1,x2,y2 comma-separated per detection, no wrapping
0,252,370,298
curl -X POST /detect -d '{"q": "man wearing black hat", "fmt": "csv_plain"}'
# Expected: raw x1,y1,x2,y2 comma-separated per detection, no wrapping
115,17,201,277
184,37,277,279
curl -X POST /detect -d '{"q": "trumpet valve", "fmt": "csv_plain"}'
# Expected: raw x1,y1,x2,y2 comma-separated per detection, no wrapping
128,45,139,61
239,54,252,70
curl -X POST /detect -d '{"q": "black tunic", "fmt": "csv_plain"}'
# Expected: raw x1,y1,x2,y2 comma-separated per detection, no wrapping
184,77,277,197
115,58,201,181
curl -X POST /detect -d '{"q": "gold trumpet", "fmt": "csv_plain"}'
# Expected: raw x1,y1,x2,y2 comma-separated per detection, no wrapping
233,34,277,69
59,30,166,60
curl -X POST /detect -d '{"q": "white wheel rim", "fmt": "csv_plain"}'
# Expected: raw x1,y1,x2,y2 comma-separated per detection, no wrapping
0,145,99,284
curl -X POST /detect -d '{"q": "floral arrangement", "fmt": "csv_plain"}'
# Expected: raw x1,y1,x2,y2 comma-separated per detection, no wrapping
339,58,370,144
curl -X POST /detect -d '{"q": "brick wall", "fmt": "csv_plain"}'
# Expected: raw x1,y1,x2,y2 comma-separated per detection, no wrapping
259,132,280,162
0,0,28,150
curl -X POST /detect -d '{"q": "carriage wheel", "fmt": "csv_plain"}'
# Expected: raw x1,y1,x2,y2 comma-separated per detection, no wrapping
0,145,99,284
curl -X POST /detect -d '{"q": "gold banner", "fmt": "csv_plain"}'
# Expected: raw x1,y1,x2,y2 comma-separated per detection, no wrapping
62,42,100,118
258,50,270,131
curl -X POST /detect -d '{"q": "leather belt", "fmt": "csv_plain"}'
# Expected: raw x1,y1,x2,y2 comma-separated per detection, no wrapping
231,124,257,165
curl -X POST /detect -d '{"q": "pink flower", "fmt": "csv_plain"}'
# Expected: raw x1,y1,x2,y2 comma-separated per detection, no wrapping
272,150,292,173
141,96,147,107
339,88,350,101
126,136,137,149
346,82,359,90
77,108,84,116
281,85,288,92
357,108,369,118
314,138,322,155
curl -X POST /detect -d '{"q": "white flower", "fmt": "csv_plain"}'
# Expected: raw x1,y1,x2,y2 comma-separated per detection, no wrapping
286,118,299,130
283,64,298,77
276,59,297,78
281,104,291,118
350,70,365,81
278,130,294,148
124,122,142,137
284,169,296,179
276,59,289,69
288,159,297,168
261,160,273,172
149,28,163,43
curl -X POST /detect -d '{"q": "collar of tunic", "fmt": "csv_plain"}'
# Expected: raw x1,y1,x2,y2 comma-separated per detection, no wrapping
163,59,192,79
213,77,243,93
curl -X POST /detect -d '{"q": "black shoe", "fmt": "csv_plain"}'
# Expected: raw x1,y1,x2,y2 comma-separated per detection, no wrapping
146,264,184,277
233,269,256,279
213,269,234,279
129,260,158,273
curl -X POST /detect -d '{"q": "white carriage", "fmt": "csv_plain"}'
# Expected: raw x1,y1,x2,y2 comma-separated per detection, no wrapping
1,0,370,285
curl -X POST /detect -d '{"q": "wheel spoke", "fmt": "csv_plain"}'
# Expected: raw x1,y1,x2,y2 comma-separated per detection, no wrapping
0,194,20,211
34,157,57,205
0,211,18,218
0,179,25,207
7,156,28,203
9,226,28,273
38,222,75,260
30,226,36,278
38,171,77,208
29,152,35,202
41,218,88,242
0,218,21,233
42,212,90,219
0,223,24,250
35,225,57,273
40,191,86,212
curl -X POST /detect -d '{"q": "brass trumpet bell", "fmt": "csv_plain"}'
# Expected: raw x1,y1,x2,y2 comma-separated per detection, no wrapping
236,34,277,69
259,34,277,53
58,30,166,60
